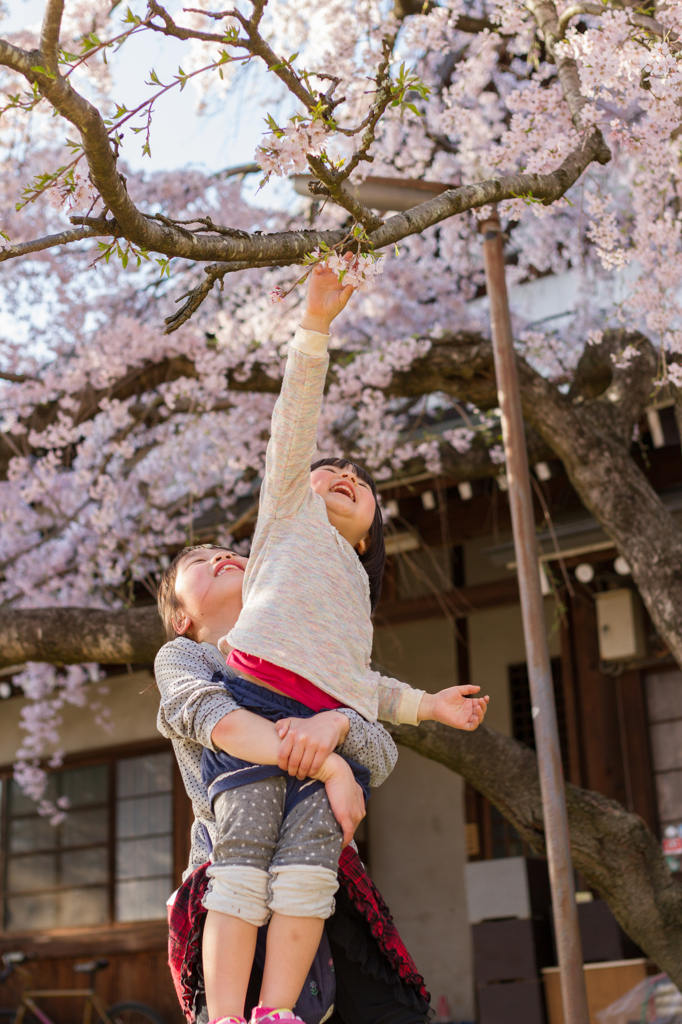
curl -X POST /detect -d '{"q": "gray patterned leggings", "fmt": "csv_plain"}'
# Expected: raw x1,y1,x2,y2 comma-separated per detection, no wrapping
203,777,342,926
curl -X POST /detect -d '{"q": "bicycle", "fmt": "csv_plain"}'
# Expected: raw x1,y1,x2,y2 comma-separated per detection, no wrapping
0,951,167,1024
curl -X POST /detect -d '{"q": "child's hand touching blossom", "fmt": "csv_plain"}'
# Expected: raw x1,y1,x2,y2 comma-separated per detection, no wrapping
299,256,355,335
418,685,489,731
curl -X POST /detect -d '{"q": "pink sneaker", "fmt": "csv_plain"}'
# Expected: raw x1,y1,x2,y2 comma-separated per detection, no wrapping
250,1010,302,1024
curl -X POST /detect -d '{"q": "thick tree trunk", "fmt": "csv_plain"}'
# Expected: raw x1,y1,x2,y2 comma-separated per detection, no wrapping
0,606,165,667
391,721,682,987
516,362,682,671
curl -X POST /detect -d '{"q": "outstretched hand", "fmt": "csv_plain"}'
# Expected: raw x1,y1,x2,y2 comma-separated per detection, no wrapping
299,256,354,335
418,685,490,731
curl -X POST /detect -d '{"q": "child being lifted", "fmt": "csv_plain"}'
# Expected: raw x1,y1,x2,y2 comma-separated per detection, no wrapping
173,258,489,1024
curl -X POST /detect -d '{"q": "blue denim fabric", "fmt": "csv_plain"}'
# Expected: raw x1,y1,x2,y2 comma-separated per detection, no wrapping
201,673,370,813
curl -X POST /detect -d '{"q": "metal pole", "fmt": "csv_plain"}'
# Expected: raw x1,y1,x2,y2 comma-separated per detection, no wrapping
480,210,590,1024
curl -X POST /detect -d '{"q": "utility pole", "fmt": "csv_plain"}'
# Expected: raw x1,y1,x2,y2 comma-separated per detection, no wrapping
480,209,589,1024
295,169,592,1024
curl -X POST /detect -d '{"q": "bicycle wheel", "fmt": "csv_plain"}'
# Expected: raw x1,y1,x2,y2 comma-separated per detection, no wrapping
107,1001,167,1024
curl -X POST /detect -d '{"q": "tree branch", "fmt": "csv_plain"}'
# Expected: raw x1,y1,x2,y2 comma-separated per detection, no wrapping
40,0,65,75
146,0,239,45
163,258,302,333
0,605,165,666
232,0,317,111
303,162,385,232
0,12,608,293
0,370,36,383
555,2,672,44
556,2,603,41
0,223,113,263
0,38,37,76
391,721,682,988
163,135,611,319
526,0,611,162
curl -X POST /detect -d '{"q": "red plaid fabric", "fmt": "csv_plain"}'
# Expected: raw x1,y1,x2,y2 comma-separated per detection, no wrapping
168,847,429,1022
337,846,429,1004
168,862,210,1022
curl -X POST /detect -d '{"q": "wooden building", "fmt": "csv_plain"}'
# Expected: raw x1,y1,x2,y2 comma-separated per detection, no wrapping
1,414,680,1023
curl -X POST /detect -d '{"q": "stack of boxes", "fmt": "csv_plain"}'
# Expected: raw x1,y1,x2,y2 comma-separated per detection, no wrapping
465,857,555,1024
465,857,644,1024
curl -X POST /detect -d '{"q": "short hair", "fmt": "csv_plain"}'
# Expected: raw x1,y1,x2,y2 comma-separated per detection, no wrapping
310,458,386,611
157,543,226,641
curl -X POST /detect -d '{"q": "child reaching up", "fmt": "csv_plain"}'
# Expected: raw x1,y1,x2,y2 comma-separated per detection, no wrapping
192,260,489,1024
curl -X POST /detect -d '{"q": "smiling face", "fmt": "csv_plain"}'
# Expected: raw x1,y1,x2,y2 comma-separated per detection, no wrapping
309,463,377,550
172,548,247,640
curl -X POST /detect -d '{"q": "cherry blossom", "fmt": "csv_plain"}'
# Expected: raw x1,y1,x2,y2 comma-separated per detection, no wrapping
256,119,329,178
2,0,682,809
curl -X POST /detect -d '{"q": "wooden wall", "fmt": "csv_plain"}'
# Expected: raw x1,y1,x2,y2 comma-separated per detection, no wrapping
0,922,184,1024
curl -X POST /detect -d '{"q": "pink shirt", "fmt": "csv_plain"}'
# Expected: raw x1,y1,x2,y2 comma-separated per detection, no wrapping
227,649,343,712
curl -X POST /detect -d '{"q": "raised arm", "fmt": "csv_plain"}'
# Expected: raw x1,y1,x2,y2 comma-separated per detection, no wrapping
257,263,354,520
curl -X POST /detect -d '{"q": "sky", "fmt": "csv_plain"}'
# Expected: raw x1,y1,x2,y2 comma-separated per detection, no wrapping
2,0,295,205
0,0,302,344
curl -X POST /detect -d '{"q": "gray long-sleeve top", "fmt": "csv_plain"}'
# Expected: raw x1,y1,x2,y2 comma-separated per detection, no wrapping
155,637,398,876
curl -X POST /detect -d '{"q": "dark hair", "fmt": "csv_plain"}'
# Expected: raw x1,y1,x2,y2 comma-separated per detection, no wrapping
311,458,385,611
157,543,226,641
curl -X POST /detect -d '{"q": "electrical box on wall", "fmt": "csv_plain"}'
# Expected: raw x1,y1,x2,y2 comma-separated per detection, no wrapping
594,588,646,661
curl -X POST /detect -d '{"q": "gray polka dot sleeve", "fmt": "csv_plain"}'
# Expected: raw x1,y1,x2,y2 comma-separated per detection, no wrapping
336,710,398,787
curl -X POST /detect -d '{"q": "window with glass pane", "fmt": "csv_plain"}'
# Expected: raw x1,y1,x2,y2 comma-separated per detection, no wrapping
115,752,173,922
4,764,109,931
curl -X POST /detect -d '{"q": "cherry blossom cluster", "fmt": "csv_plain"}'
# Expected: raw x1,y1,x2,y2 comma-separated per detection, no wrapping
256,118,329,178
323,250,385,291
47,170,99,212
12,662,111,824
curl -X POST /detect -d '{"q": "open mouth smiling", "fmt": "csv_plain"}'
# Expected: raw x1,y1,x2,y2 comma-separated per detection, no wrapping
214,561,244,577
330,481,356,502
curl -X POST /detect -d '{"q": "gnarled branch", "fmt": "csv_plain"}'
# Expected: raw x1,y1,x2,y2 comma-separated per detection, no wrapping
392,721,682,989
0,605,165,666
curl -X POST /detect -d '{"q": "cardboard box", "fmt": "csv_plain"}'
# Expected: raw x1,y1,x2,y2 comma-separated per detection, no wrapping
465,857,552,924
478,979,546,1024
541,958,649,1024
473,918,555,984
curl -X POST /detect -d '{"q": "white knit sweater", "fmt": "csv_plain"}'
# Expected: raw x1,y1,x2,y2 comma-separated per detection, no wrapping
226,328,425,725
